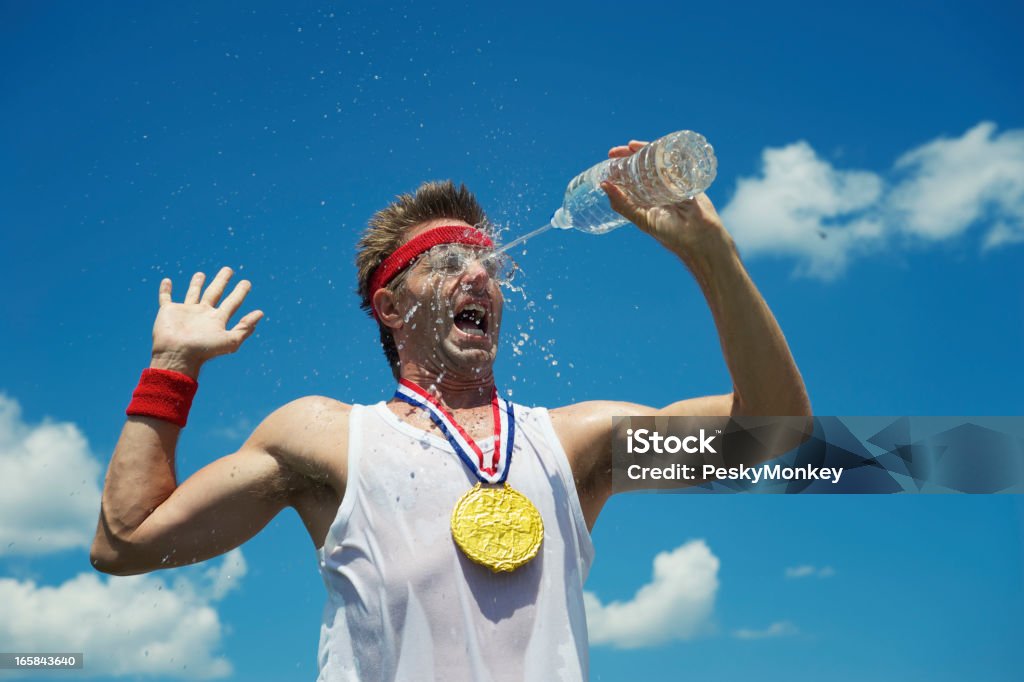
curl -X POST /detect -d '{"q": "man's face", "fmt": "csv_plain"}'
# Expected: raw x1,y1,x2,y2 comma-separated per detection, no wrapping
392,220,507,377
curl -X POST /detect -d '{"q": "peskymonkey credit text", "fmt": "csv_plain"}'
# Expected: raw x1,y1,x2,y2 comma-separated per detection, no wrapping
626,462,844,484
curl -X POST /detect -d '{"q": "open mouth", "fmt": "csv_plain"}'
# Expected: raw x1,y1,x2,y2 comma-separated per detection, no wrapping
453,302,488,337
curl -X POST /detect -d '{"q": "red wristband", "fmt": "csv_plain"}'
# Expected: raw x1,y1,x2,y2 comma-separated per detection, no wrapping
126,368,199,428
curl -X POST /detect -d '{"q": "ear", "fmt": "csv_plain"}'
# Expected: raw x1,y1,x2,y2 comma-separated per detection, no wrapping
372,288,404,330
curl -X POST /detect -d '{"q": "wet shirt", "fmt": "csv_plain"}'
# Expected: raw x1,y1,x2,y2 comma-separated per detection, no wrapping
316,402,595,682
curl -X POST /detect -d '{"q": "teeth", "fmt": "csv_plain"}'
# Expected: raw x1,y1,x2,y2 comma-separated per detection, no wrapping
457,303,486,322
455,302,487,335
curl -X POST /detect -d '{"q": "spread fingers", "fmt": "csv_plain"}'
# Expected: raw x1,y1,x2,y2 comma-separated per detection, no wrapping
158,278,172,306
200,266,234,306
184,272,206,304
218,279,252,320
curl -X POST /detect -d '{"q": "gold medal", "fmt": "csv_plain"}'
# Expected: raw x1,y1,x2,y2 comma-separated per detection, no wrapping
451,483,544,572
394,380,541,572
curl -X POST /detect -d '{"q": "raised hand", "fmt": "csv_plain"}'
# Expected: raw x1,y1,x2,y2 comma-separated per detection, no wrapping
601,140,729,261
150,267,264,377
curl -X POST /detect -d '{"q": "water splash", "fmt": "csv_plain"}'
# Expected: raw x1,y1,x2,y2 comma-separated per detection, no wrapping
495,222,553,254
403,302,421,323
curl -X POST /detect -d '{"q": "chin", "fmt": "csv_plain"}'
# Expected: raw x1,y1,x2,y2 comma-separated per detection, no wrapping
441,331,499,371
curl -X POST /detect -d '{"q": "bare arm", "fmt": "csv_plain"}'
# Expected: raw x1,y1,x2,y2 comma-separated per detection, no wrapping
92,398,341,575
552,140,812,527
602,140,810,419
90,267,286,575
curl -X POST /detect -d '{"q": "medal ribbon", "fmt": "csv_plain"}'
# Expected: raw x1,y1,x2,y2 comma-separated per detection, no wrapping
394,378,515,484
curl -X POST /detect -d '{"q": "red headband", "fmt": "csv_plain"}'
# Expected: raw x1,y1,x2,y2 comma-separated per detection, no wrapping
369,225,494,313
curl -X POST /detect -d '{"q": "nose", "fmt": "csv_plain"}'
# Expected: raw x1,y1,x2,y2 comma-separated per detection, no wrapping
459,258,490,289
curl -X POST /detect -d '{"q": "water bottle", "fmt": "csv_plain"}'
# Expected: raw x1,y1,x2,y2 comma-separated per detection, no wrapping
550,130,717,234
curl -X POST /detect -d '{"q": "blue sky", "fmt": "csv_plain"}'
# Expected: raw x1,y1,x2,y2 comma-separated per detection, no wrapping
1,1,1022,680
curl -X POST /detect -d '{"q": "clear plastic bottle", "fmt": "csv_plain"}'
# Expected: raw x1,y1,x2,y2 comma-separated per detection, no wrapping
550,130,717,234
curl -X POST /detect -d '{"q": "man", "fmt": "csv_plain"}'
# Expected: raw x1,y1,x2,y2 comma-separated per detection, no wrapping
91,140,810,681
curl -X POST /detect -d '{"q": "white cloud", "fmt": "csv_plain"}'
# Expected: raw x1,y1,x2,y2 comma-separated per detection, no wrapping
785,564,835,579
584,540,719,649
784,564,815,578
0,393,102,556
890,122,1024,243
720,141,885,278
733,620,798,640
210,415,255,442
0,549,247,679
982,220,1024,251
0,393,248,678
204,546,249,600
719,122,1024,278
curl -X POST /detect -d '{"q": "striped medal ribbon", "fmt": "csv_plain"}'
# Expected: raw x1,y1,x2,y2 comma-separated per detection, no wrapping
394,378,514,484
393,379,544,572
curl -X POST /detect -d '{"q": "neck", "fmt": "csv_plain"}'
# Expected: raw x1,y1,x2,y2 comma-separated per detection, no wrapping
397,363,496,410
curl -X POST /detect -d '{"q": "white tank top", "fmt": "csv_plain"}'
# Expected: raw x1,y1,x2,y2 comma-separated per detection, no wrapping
316,401,595,682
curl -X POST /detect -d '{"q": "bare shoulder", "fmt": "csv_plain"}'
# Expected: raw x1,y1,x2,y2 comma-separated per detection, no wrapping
547,396,735,529
244,395,353,493
549,400,652,476
544,401,650,529
548,395,732,473
550,400,653,425
549,400,653,440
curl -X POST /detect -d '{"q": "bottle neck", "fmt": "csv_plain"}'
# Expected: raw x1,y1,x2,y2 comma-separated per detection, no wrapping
551,207,572,229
